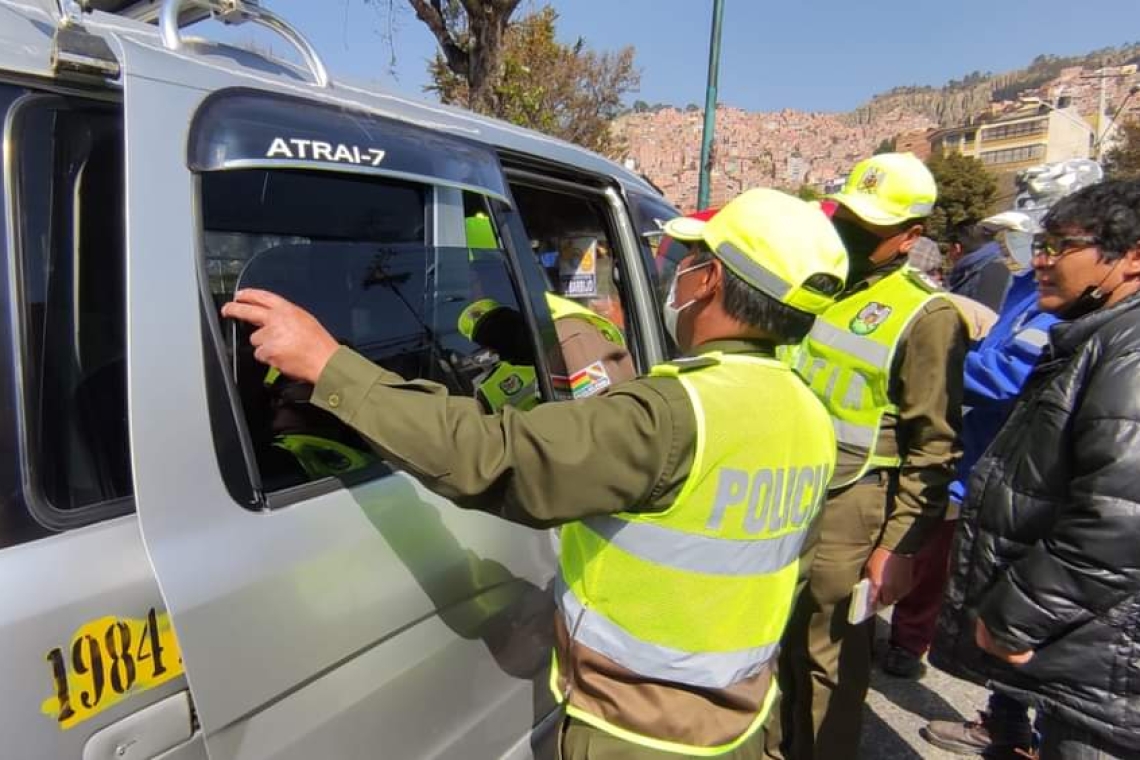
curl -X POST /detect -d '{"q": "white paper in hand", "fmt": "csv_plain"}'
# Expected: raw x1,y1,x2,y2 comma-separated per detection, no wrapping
847,578,879,625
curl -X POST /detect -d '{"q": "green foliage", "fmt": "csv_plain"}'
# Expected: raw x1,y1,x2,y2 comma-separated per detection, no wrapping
427,6,639,156
924,152,998,241
1104,119,1140,180
796,184,821,202
946,70,993,90
873,137,896,155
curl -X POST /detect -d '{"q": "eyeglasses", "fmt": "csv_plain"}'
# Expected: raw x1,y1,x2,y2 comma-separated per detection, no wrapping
1032,233,1099,260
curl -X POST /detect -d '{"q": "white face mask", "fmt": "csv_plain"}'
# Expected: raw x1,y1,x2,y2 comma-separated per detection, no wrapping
662,261,711,347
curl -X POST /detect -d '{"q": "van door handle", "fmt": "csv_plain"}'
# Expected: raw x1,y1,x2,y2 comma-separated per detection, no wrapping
83,691,194,760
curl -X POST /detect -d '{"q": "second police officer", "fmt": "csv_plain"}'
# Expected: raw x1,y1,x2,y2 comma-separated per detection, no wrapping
769,153,967,760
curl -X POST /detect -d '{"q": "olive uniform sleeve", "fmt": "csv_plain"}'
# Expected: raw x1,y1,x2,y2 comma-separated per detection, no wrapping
881,300,966,554
310,347,694,527
554,315,637,392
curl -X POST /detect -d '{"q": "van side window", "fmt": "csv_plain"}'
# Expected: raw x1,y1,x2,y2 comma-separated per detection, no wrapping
627,192,681,297
13,98,133,518
200,171,531,498
509,181,632,350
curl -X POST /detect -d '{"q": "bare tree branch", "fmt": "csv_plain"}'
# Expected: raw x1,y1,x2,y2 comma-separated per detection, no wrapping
407,0,468,76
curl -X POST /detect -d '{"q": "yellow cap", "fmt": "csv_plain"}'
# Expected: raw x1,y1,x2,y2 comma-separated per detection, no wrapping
457,297,504,340
830,152,937,227
663,188,848,315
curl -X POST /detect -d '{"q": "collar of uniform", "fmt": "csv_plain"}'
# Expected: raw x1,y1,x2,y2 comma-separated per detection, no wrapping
843,258,907,296
693,339,777,357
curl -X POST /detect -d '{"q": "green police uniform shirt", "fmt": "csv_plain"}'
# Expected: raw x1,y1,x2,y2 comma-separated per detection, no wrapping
308,342,783,526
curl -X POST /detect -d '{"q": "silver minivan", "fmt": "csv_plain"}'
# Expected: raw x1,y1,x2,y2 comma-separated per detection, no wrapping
0,2,679,758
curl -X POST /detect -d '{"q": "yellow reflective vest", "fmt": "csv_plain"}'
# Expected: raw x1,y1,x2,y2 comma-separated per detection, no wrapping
552,352,836,755
791,266,942,489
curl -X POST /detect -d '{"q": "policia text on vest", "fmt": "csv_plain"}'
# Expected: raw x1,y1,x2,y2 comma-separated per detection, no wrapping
708,464,832,534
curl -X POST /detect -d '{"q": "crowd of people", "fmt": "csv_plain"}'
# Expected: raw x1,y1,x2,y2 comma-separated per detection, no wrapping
220,152,1140,760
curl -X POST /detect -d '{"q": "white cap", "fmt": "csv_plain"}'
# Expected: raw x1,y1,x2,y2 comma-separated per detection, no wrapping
979,211,1038,235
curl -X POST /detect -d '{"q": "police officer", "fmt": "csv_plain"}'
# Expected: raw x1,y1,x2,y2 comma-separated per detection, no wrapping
463,213,635,409
768,153,967,760
457,292,635,411
222,188,847,759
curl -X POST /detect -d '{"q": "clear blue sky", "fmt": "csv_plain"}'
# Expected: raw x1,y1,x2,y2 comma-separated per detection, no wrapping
226,0,1135,113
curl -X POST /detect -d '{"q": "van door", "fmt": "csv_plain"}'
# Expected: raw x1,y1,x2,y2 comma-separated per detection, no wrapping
116,37,559,760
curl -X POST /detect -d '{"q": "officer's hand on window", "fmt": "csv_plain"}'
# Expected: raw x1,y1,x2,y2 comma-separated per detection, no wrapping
222,288,339,385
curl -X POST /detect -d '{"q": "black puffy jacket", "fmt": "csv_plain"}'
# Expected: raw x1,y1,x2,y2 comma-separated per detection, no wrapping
930,293,1140,750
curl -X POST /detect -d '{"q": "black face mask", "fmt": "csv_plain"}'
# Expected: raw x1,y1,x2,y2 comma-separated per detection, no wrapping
1058,285,1109,320
831,217,883,257
832,217,885,280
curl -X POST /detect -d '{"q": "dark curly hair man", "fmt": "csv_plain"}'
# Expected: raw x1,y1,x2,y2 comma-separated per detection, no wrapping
929,179,1140,760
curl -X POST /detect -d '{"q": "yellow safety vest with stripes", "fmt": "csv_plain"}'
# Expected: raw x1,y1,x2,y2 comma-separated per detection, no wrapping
552,352,836,755
792,266,941,489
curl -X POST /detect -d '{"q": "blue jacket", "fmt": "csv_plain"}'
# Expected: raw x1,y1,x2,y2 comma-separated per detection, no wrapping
947,241,1012,312
948,272,1058,505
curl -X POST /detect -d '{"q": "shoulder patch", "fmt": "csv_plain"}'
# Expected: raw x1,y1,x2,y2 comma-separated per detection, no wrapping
650,354,720,377
673,354,721,370
902,265,941,293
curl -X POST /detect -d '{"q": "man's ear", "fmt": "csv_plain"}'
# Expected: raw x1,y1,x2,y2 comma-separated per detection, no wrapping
896,224,925,254
1120,244,1140,278
694,257,722,299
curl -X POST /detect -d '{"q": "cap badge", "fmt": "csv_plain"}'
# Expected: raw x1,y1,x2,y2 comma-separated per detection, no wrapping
858,167,885,194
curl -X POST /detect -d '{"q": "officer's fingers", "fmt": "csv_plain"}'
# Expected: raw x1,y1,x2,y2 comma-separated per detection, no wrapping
252,343,273,366
221,300,270,326
249,326,268,347
234,288,291,310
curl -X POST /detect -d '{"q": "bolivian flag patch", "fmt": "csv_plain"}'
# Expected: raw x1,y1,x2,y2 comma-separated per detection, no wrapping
552,361,612,399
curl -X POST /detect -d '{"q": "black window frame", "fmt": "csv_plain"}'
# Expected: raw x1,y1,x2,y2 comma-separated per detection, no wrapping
5,90,134,534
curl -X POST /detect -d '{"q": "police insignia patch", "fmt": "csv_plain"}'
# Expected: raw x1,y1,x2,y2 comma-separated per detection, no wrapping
849,302,892,335
498,373,524,395
858,167,885,194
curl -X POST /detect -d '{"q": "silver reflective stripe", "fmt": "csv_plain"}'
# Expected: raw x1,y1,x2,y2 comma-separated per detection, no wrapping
808,320,891,367
582,516,807,577
1015,327,1049,349
833,418,875,449
716,241,791,300
557,575,778,689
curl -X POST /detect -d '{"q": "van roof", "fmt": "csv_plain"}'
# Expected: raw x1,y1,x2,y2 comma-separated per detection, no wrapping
0,0,659,197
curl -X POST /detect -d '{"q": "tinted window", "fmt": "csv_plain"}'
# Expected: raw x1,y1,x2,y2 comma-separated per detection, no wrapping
627,192,679,263
15,100,132,516
201,171,531,498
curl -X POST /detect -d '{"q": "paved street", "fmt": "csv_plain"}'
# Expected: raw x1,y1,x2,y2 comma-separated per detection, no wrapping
860,613,990,759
